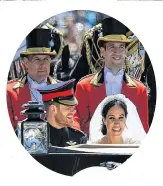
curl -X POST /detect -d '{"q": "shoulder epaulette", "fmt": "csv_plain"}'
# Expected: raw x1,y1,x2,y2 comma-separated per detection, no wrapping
7,78,18,84
128,74,147,88
79,73,96,82
13,75,27,89
129,75,143,83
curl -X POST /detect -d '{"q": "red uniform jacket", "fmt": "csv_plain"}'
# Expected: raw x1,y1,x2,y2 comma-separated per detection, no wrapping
73,69,149,135
6,74,58,131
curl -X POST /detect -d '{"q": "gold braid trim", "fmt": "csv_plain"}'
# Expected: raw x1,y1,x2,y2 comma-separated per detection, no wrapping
127,38,139,56
26,47,51,52
126,35,146,80
82,23,102,73
124,58,131,73
85,36,96,73
126,30,133,37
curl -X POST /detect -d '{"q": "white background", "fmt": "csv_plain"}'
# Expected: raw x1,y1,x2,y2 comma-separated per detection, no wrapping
0,1,163,185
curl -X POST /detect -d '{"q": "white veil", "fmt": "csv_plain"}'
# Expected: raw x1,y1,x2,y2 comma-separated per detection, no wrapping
88,94,146,143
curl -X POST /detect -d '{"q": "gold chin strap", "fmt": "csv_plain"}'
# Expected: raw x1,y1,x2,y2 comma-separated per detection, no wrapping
26,47,51,52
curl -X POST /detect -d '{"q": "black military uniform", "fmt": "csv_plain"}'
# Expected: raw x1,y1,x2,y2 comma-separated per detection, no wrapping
38,79,88,147
49,124,87,147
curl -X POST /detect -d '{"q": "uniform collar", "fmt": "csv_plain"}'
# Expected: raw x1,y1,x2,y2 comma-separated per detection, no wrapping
90,68,137,87
13,73,58,90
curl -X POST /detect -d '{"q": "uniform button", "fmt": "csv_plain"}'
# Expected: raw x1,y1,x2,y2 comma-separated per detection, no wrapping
14,116,18,121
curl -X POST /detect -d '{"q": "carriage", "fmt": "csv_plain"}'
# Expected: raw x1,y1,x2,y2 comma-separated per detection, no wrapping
8,19,156,176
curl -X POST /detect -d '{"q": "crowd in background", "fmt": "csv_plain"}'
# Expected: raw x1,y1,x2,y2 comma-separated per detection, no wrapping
46,10,107,54
9,10,107,80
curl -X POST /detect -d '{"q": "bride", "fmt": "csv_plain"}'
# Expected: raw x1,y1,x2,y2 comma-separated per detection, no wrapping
89,94,146,144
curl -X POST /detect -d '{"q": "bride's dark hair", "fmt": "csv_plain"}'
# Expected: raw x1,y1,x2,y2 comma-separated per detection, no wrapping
101,99,128,135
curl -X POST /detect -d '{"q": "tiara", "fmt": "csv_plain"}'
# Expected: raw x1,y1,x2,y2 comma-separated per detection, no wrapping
100,94,127,113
